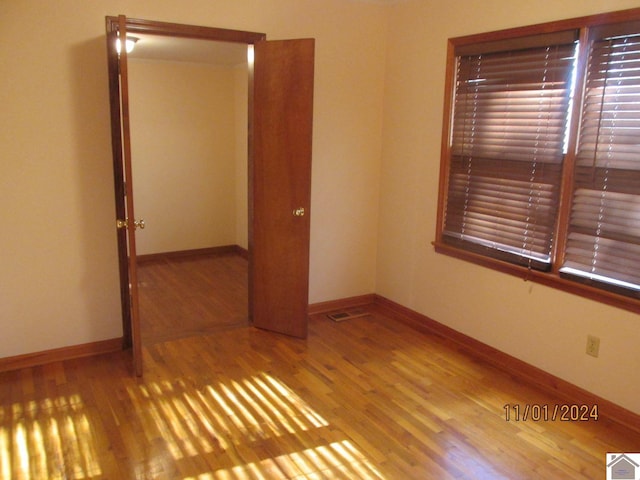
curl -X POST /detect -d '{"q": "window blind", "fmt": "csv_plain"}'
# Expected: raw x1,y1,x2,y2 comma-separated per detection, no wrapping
443,39,577,270
561,23,640,296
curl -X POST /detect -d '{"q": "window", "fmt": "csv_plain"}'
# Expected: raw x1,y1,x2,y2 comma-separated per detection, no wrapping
560,22,640,297
435,9,640,311
443,33,577,270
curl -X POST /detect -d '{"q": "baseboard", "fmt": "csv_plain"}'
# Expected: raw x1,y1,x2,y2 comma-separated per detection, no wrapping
137,245,248,263
0,337,123,373
308,294,376,315
373,294,640,434
5,292,637,433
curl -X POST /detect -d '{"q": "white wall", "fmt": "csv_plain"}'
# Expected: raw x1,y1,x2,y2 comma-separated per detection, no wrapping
128,59,246,255
377,0,640,414
0,0,387,357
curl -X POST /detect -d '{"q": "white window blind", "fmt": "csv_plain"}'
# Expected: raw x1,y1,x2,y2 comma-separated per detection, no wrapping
561,22,640,296
443,34,577,270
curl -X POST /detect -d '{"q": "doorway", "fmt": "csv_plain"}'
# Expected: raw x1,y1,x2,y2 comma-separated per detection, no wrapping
126,36,250,344
107,16,315,375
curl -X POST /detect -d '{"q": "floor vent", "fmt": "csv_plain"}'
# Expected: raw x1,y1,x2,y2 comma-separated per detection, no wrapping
327,308,370,322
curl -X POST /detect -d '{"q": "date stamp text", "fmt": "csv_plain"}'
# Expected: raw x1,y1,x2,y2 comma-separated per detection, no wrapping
503,403,599,422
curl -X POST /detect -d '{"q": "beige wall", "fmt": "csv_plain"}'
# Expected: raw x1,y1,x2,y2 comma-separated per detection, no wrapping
377,0,640,415
2,0,639,415
128,59,247,255
0,0,387,357
234,66,249,249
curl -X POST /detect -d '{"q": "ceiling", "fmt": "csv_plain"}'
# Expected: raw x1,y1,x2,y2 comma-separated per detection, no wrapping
128,33,248,66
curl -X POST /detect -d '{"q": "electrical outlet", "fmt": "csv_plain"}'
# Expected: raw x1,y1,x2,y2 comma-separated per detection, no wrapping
586,335,600,358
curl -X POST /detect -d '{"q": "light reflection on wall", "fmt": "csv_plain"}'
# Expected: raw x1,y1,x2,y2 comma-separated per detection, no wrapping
0,394,102,480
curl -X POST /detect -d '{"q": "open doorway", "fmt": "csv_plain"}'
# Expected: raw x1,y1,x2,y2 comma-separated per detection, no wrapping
107,16,314,375
126,36,250,344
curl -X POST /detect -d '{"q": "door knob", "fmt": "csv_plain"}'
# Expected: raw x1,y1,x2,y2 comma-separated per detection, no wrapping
116,218,145,230
293,207,305,217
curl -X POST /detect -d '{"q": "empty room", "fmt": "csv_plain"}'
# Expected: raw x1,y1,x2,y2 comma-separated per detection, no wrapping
2,0,640,478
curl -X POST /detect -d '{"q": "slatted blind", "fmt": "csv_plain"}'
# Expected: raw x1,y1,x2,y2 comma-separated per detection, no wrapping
560,22,640,296
443,35,577,269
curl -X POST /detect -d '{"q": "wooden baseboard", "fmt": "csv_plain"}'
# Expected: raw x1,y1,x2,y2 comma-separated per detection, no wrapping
308,294,376,315
0,337,123,373
373,294,640,434
5,291,637,433
137,245,248,263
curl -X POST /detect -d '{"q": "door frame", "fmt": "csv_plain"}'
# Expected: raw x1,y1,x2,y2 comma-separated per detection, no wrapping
106,17,266,352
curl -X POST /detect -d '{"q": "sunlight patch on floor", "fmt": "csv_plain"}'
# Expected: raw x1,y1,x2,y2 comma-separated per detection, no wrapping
0,395,102,480
1,372,383,478
182,440,383,479
129,372,383,478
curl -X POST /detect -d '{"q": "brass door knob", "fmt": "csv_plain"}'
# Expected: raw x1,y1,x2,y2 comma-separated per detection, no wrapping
116,218,146,230
293,207,305,217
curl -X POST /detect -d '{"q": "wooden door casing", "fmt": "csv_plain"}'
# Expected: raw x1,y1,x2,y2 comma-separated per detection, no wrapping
107,17,315,372
107,16,266,375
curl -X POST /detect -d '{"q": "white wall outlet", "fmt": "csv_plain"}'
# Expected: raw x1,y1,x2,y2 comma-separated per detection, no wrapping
586,335,600,358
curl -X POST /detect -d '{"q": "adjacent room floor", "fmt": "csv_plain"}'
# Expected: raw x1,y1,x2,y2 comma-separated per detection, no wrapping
137,252,249,345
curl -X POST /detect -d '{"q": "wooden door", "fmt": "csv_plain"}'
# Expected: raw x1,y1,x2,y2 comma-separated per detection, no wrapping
106,15,143,376
251,39,315,338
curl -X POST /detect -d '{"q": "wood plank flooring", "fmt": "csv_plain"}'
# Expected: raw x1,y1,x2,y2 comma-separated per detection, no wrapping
138,252,249,345
1,255,639,478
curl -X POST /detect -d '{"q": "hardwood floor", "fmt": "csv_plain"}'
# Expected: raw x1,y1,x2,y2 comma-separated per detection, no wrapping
1,256,639,478
138,252,249,345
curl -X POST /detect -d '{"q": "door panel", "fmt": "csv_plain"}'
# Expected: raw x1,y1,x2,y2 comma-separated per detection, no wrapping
106,19,131,349
107,15,143,376
251,39,315,338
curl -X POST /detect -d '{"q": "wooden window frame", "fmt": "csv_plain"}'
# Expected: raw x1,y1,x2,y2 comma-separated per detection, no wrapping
434,7,640,314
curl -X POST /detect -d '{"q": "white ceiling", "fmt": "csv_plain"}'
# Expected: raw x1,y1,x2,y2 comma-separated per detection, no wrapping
128,33,248,66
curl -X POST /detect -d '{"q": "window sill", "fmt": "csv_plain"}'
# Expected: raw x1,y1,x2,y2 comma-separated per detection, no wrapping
432,240,640,315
